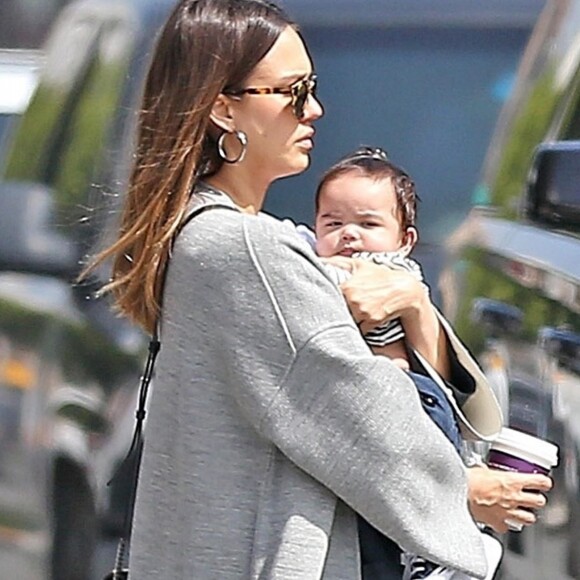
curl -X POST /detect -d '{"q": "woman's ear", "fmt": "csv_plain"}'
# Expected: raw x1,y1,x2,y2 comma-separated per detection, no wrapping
400,226,418,256
209,94,235,133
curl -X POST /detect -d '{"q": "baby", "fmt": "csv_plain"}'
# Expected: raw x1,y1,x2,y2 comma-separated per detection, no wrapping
313,147,464,453
310,147,501,580
315,147,423,371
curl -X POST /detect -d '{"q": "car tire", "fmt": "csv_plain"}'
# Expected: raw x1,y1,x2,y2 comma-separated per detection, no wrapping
50,460,97,580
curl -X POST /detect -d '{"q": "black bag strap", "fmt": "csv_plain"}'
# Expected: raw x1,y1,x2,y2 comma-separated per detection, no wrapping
106,201,237,579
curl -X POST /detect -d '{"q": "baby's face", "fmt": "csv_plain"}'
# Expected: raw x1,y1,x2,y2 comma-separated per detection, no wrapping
315,173,411,258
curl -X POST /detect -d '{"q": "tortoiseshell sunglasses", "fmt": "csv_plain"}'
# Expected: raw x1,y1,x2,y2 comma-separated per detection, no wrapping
225,74,317,120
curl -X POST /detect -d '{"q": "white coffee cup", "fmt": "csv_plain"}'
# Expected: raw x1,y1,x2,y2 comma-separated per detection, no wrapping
487,427,558,531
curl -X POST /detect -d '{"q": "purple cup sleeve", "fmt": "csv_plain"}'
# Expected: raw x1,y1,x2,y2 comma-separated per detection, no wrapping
487,449,550,475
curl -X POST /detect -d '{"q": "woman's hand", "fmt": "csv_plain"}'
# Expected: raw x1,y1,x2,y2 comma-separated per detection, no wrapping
328,258,449,376
467,464,553,533
325,257,426,334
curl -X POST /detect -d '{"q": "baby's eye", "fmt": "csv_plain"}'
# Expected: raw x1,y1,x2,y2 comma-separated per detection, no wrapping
326,220,342,228
362,221,380,228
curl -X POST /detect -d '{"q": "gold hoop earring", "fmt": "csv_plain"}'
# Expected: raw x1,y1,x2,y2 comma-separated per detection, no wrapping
217,130,248,164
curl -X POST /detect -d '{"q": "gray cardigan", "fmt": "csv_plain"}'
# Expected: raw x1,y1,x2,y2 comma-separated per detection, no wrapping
129,194,488,579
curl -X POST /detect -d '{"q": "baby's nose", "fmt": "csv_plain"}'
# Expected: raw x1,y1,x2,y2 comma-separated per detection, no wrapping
341,225,359,240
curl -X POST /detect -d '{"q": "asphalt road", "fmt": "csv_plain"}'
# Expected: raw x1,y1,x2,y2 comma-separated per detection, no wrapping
500,524,575,580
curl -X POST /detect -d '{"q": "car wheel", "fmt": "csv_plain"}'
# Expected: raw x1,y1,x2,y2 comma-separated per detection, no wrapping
50,459,97,580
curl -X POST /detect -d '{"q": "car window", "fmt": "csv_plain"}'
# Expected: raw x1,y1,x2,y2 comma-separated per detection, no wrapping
481,22,580,218
0,50,41,172
559,72,580,140
265,26,529,244
3,17,101,183
0,115,15,161
4,16,134,239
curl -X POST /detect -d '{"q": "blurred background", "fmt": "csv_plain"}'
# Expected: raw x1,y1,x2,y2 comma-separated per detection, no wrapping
9,2,580,580
0,0,73,48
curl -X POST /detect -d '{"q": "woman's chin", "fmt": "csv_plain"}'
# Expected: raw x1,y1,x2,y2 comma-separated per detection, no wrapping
282,153,311,178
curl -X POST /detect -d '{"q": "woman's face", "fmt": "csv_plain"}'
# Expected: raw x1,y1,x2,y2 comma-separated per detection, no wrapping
228,26,324,183
315,173,415,258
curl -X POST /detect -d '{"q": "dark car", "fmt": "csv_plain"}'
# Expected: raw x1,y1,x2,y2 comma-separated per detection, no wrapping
0,0,545,578
442,0,580,578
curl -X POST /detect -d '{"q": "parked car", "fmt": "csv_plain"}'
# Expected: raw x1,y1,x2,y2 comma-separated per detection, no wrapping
0,0,544,578
441,1,580,578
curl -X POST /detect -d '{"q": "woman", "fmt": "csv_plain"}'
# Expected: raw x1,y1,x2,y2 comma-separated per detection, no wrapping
88,1,549,578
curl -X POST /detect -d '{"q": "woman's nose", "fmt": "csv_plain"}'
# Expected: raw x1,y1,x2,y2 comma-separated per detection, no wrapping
303,93,324,122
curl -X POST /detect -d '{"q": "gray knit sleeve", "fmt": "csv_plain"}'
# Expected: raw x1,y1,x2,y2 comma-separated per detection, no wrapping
183,210,487,578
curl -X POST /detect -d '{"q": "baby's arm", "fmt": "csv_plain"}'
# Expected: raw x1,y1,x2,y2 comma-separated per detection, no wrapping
398,291,450,378
370,341,410,371
373,256,449,377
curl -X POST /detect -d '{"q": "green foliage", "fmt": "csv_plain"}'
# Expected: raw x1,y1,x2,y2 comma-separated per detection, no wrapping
52,62,126,224
4,54,127,231
489,69,560,217
3,84,66,181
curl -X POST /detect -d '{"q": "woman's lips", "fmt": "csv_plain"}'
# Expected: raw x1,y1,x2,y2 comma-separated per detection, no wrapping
297,129,315,150
297,137,314,150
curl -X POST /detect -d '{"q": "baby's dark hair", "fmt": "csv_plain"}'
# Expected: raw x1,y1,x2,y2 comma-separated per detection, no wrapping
315,146,420,229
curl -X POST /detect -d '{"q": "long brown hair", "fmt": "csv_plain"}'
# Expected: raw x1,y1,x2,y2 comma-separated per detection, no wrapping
85,0,293,333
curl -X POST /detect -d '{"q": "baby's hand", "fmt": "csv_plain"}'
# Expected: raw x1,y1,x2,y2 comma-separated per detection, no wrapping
320,255,356,272
390,357,410,371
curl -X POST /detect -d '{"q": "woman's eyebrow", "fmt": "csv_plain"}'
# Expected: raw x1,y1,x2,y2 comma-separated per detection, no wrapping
263,70,312,84
281,69,312,80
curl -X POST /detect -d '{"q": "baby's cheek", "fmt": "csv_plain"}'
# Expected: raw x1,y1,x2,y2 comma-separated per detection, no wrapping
315,235,334,257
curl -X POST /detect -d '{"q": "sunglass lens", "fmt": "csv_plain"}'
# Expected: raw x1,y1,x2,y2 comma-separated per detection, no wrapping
292,77,317,119
293,82,308,119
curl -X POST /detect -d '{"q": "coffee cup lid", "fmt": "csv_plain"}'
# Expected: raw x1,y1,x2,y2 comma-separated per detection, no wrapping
490,427,559,469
